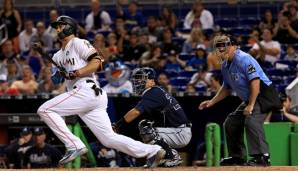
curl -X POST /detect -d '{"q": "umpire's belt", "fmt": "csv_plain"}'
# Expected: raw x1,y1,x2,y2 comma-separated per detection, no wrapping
73,79,102,96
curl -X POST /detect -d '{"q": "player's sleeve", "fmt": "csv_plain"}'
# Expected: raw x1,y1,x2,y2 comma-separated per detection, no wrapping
135,91,162,114
243,56,260,81
75,39,98,61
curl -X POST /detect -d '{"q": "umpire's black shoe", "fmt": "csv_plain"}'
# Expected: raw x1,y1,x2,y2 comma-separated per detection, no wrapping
245,155,271,167
220,157,245,166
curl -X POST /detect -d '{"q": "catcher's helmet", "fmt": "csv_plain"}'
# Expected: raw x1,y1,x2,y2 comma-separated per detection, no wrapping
51,15,77,39
131,67,156,95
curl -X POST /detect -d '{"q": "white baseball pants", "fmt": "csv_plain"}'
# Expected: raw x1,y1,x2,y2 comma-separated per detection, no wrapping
37,83,160,158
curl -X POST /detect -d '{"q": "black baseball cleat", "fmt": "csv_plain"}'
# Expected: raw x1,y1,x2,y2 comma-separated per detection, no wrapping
163,149,183,167
144,149,166,168
220,157,246,166
245,155,271,166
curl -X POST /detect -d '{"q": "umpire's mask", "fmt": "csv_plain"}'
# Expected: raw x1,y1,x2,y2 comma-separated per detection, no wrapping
131,67,156,95
213,35,232,64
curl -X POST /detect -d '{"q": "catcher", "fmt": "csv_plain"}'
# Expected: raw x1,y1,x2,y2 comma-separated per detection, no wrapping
113,67,192,167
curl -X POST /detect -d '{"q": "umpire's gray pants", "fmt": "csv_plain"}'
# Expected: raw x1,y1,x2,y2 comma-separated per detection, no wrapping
155,125,192,149
224,101,269,158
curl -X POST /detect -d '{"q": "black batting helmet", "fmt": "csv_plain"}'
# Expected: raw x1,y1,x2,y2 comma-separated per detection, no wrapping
51,15,77,39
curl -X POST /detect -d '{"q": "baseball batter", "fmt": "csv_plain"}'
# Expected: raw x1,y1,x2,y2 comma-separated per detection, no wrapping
37,15,165,168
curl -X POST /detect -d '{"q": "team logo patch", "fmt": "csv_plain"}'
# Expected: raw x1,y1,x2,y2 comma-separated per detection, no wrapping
247,64,256,74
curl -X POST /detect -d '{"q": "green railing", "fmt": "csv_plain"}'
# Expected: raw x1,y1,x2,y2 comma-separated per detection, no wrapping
205,123,221,166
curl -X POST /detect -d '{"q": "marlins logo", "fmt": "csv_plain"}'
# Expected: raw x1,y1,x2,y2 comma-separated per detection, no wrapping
247,64,256,74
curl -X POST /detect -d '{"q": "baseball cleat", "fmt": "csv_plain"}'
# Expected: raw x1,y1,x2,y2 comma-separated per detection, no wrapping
144,149,166,168
59,147,88,165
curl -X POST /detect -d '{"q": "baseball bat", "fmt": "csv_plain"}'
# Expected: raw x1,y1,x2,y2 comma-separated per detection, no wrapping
31,42,66,71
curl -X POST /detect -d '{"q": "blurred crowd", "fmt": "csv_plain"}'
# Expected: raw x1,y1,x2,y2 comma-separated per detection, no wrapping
0,0,296,96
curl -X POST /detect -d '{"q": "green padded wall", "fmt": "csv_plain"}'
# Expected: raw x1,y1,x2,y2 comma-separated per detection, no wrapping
290,133,298,166
264,122,292,166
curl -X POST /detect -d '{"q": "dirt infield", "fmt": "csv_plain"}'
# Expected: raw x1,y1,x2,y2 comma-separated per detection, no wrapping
1,166,298,171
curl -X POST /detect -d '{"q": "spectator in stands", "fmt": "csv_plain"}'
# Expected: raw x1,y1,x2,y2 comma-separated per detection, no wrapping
138,31,151,51
6,62,21,85
207,52,221,71
9,65,38,95
282,95,298,122
188,65,211,89
5,127,34,169
116,0,144,30
122,32,146,63
0,40,20,62
182,27,206,54
0,0,22,53
142,16,163,43
30,21,53,52
85,0,112,32
265,93,298,122
37,67,56,94
161,27,180,55
157,72,176,94
19,19,37,54
273,11,298,44
114,17,127,40
0,59,8,95
284,44,298,61
160,5,177,30
106,32,119,58
24,127,62,168
184,0,214,30
247,27,261,46
163,50,183,73
250,28,281,64
46,9,59,49
140,44,162,67
288,3,298,23
208,72,223,94
26,43,45,77
259,10,276,32
178,44,207,71
93,33,109,62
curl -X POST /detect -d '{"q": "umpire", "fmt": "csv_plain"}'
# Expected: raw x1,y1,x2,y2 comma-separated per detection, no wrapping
199,35,281,166
113,67,192,167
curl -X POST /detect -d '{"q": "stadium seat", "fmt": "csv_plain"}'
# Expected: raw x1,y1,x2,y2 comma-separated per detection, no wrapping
215,18,237,28
179,71,197,78
239,17,259,27
170,77,190,87
230,27,251,36
275,60,298,69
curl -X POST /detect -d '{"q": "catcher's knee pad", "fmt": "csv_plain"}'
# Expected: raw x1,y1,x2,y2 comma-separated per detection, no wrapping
138,119,158,144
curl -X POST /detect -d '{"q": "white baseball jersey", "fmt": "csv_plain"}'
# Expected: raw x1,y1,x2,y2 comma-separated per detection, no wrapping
53,37,98,91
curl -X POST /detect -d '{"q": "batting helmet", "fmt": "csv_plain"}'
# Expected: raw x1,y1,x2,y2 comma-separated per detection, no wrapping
131,67,156,95
51,15,77,39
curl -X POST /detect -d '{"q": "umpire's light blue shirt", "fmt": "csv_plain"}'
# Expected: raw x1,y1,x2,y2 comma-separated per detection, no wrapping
221,49,272,101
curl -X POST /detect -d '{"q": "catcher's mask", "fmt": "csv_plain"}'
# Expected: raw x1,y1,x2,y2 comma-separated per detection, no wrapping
105,61,130,87
131,67,156,95
213,35,235,64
